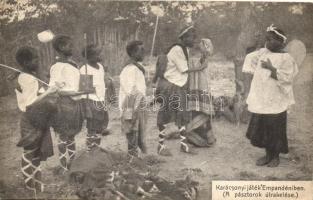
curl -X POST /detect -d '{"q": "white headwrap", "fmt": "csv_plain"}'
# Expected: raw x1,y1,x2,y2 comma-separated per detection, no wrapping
178,25,194,38
266,24,287,43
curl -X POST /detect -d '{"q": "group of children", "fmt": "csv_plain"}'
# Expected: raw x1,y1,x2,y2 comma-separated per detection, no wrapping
120,24,299,168
14,23,298,193
15,35,113,192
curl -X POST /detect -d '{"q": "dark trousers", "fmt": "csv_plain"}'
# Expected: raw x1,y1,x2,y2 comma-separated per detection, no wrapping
156,78,189,131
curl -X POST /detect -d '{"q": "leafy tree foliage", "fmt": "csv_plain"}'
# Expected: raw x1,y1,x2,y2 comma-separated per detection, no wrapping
0,1,312,95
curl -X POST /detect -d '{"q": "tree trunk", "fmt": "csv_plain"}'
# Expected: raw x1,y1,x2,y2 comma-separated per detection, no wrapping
233,4,262,123
234,4,263,95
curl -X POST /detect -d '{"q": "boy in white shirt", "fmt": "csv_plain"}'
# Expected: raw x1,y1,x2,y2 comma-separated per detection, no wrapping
156,25,204,156
119,40,147,158
80,44,108,149
15,46,58,192
49,35,83,172
243,25,298,167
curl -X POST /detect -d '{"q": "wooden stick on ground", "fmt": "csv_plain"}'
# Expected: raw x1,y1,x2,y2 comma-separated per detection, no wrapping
109,189,132,200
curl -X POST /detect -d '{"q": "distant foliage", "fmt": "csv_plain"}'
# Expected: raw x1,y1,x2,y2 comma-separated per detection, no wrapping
0,1,312,72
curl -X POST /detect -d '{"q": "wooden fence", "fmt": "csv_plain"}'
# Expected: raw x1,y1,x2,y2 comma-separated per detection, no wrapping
0,21,139,95
38,21,138,77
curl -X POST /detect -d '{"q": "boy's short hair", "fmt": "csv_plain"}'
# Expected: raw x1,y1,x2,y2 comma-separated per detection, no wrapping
126,40,143,57
15,46,37,66
52,35,71,52
82,44,99,59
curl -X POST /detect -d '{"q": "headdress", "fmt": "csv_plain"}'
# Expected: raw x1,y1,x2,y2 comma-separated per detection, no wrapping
266,24,287,43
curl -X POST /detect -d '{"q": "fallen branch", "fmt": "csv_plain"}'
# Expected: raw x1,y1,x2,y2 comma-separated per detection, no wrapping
109,188,132,200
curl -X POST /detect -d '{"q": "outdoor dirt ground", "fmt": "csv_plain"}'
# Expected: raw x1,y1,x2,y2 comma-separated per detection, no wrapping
0,55,312,200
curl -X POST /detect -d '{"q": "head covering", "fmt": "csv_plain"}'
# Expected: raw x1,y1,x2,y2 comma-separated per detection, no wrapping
201,38,214,55
178,25,195,38
266,24,287,43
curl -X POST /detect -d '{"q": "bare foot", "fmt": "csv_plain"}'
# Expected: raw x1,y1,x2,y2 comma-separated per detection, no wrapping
180,143,197,155
256,155,271,166
267,157,280,167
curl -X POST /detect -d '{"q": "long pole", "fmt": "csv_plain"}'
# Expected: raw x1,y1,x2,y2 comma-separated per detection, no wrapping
84,33,87,74
150,15,159,59
83,33,90,99
148,15,159,81
0,64,49,86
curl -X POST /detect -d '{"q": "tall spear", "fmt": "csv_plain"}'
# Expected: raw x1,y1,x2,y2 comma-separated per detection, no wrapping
148,5,164,81
150,15,159,60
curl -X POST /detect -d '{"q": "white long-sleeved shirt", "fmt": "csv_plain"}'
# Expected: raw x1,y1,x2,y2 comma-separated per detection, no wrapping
15,73,39,112
243,48,298,114
119,63,146,111
49,62,80,100
164,45,189,87
79,63,106,101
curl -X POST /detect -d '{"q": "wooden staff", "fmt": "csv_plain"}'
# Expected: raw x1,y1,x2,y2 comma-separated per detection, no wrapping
0,63,49,86
147,16,160,81
150,15,159,60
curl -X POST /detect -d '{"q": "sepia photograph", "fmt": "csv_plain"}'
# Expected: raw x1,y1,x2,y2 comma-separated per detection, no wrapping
0,0,312,199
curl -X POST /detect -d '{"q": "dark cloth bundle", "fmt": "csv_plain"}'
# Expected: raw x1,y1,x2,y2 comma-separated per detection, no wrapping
51,96,83,137
17,113,54,161
25,94,59,130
